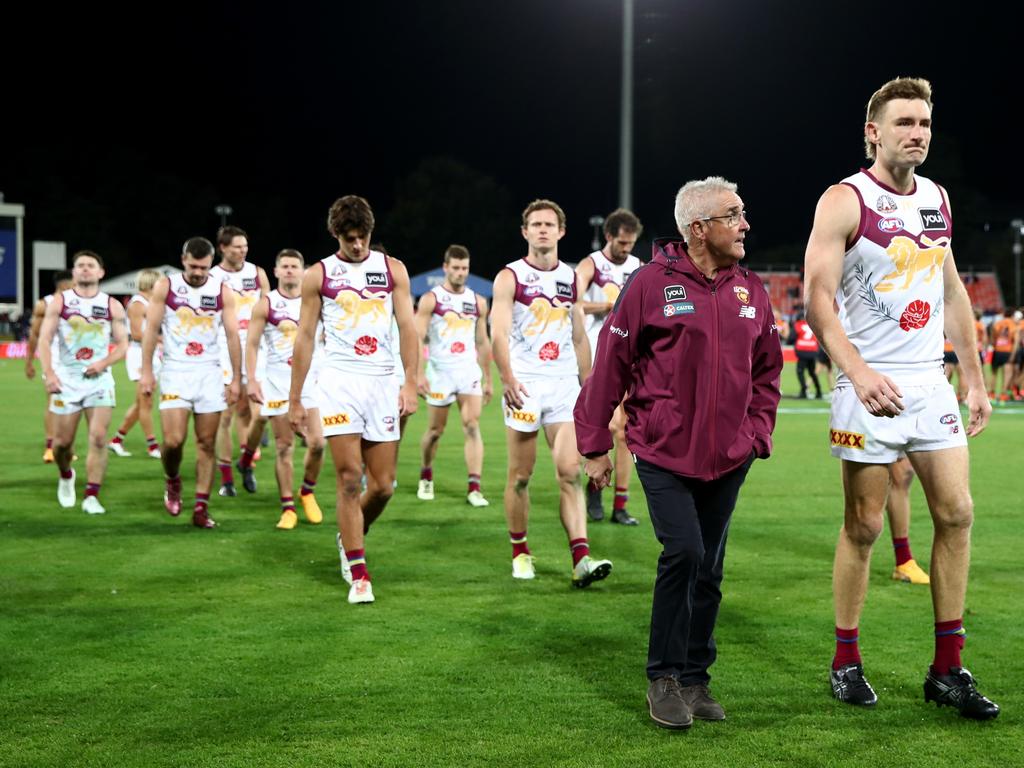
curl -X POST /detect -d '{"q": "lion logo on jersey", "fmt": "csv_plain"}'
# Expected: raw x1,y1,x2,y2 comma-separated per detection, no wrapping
333,291,388,331
173,306,215,336
875,234,949,293
275,319,298,350
440,311,474,337
65,314,107,347
601,283,621,303
524,298,571,336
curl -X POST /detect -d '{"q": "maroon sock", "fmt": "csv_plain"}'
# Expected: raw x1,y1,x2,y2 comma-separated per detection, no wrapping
111,431,126,445
46,438,54,449
510,531,529,558
218,462,234,484
301,477,316,497
833,626,861,669
613,487,628,511
85,483,101,498
468,474,481,493
932,619,965,675
570,537,590,567
420,467,433,481
60,468,73,480
346,549,369,581
281,496,296,513
239,446,256,469
892,537,913,566
146,435,158,448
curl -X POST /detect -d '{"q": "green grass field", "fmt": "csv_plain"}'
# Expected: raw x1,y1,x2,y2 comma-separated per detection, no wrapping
1,359,1020,768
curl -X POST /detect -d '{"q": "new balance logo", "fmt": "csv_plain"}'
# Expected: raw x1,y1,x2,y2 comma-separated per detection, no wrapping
322,413,352,426
830,429,865,449
739,306,756,319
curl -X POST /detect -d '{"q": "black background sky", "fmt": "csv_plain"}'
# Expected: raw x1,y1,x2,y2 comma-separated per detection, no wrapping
5,1,1022,293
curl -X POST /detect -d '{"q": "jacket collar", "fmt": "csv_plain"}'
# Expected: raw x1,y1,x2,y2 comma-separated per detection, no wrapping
651,238,744,284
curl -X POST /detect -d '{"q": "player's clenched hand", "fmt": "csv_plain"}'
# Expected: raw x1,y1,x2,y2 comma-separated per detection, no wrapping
139,371,155,397
248,381,265,405
482,379,493,407
25,360,36,379
502,377,528,411
226,379,241,406
851,366,904,418
964,386,991,437
288,401,307,439
44,371,63,394
399,381,418,417
83,361,105,378
416,374,430,398
583,454,613,490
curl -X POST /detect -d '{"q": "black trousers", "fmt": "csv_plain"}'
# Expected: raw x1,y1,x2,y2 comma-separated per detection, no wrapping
636,454,754,684
795,350,821,397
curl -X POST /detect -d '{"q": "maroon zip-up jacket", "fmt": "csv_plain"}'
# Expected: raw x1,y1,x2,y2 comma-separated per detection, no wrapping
574,238,783,481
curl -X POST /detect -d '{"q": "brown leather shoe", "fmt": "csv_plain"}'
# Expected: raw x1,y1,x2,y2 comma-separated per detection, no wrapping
681,683,725,720
647,677,692,729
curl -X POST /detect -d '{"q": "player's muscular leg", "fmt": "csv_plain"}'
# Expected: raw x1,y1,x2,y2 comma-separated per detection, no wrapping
328,434,366,549
193,412,222,496
834,461,889,628
160,408,190,477
546,422,586,540
361,439,396,531
907,447,973,622
458,394,483,476
84,406,112,484
505,429,537,532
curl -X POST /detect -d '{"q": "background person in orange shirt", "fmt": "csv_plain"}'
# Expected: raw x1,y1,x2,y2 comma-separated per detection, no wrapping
989,309,1016,401
1010,309,1024,400
942,335,962,400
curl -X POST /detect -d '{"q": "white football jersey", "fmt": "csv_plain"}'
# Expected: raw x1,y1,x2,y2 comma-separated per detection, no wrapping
837,170,950,385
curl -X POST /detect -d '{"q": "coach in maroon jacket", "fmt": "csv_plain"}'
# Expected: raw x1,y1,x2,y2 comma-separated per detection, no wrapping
575,176,783,729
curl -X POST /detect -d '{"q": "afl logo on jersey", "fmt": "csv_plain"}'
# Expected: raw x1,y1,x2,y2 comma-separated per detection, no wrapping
919,208,948,231
876,194,898,214
177,285,188,294
878,217,904,233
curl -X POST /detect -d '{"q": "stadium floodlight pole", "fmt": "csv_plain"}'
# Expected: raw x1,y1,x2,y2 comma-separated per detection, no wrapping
619,0,634,210
1012,218,1023,307
215,204,233,228
589,215,605,252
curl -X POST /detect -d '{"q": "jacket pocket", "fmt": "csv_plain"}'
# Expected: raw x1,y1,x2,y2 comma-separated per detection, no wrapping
644,400,670,446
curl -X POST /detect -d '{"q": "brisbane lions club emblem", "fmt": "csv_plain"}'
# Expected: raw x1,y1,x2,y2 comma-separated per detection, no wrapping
876,194,898,214
733,285,750,304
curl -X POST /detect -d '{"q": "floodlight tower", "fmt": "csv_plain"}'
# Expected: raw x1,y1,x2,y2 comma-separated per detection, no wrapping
619,0,634,210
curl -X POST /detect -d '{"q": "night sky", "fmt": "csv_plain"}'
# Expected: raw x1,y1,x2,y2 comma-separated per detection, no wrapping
5,1,1022,293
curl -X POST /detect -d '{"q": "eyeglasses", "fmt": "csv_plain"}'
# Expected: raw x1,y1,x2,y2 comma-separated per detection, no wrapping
699,210,748,227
